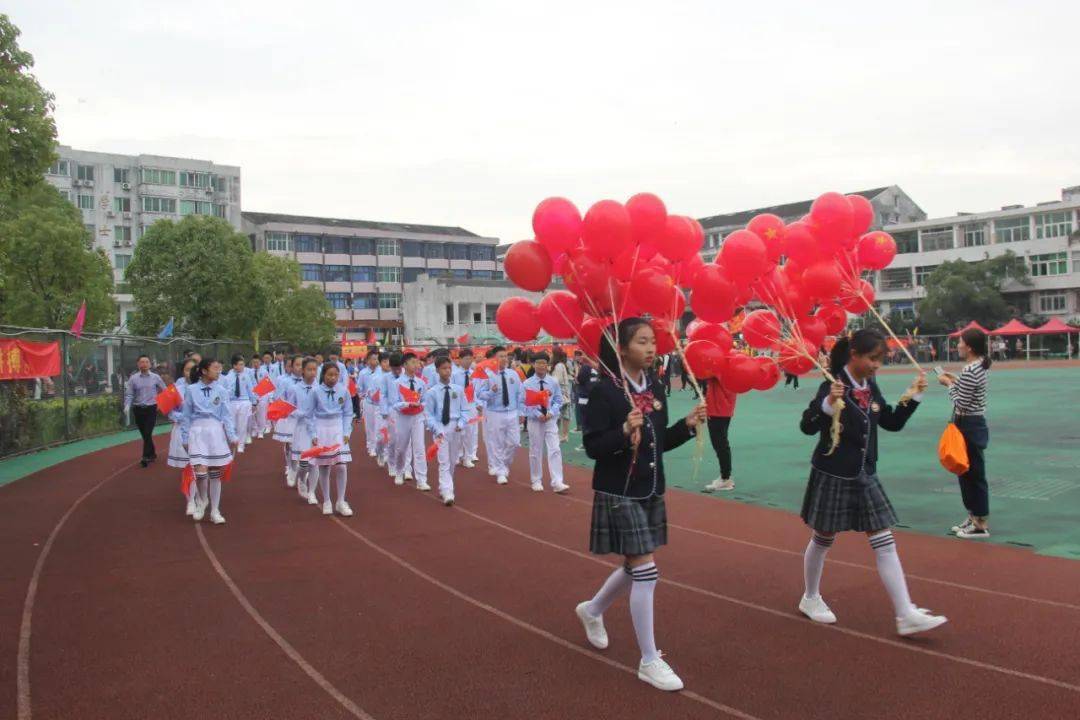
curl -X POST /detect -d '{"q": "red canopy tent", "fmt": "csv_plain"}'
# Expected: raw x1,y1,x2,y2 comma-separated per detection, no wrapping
948,320,990,338
989,319,1036,336
1030,317,1080,335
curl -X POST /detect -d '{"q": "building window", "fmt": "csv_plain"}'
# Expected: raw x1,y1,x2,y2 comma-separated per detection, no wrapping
962,226,986,247
114,254,132,271
493,271,505,281
113,168,130,183
140,168,176,185
324,265,350,282
213,203,225,218
77,194,94,210
352,293,377,309
1039,293,1067,313
265,231,290,252
323,236,349,254
914,266,938,286
448,243,469,260
300,264,323,281
1035,211,1073,240
351,265,377,282
141,196,176,213
47,159,70,176
350,237,374,255
451,269,468,279
880,267,913,290
376,238,399,256
402,240,424,257
325,292,349,310
76,164,95,182
377,266,401,283
425,243,446,259
114,226,132,243
212,176,227,192
892,231,918,254
446,304,455,323
113,197,131,212
472,269,493,280
377,293,401,309
485,304,499,323
1030,251,1068,277
403,267,425,282
295,234,322,253
179,171,212,188
920,226,954,251
995,216,1029,244
469,245,494,261
179,200,222,217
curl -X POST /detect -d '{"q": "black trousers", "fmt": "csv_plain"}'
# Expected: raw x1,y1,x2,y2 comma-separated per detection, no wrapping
132,404,158,461
955,415,989,517
351,394,361,419
784,373,799,389
707,417,732,480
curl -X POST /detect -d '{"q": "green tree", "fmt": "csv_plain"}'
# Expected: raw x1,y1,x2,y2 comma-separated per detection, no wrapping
125,215,258,338
916,251,1031,333
264,285,336,351
0,183,116,329
0,14,57,202
250,252,300,348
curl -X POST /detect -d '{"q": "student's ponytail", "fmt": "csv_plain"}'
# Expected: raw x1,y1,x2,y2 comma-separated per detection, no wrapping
829,329,886,377
961,328,991,370
190,357,214,384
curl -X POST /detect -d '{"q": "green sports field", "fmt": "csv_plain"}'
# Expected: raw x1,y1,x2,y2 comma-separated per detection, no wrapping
564,366,1080,560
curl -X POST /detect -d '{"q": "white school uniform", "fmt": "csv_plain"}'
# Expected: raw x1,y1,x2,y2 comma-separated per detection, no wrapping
383,372,427,484
307,382,353,467
272,373,300,442
522,373,565,489
222,369,257,452
181,380,237,467
455,364,480,463
286,378,319,461
166,377,190,469
424,379,473,499
478,367,524,477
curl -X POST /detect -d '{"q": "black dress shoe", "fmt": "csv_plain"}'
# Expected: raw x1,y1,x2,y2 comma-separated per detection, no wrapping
140,459,149,467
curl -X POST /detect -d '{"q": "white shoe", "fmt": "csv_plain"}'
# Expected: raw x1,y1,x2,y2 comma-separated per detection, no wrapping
553,483,570,494
575,602,608,649
404,469,413,481
297,480,307,498
322,500,333,516
286,468,297,488
497,475,508,485
185,497,196,516
637,655,683,692
531,482,543,492
210,510,226,525
950,517,974,534
442,495,455,506
335,501,353,517
376,455,386,467
488,468,497,476
308,491,319,506
703,477,735,492
468,456,478,463
394,475,404,486
799,594,837,624
955,525,990,540
237,445,245,454
193,497,208,522
368,450,377,457
463,459,475,468
897,609,948,636
417,482,431,492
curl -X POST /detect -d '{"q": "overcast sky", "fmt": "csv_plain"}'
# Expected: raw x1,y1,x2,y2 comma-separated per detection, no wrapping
11,0,1080,241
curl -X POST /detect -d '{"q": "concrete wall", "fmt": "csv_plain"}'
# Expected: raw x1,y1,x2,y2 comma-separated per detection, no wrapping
402,275,542,344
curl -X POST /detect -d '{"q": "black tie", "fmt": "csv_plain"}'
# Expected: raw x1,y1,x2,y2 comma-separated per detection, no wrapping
539,378,547,415
442,385,451,425
409,378,415,392
234,374,240,398
501,371,509,406
326,389,335,401
202,386,211,397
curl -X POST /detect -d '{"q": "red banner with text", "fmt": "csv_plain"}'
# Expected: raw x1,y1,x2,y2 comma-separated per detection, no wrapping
0,339,61,380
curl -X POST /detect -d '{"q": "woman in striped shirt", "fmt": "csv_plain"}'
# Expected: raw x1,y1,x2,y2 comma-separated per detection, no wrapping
938,327,991,539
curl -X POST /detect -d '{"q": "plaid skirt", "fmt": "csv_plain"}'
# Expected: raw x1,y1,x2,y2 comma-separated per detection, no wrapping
800,467,898,533
589,492,668,556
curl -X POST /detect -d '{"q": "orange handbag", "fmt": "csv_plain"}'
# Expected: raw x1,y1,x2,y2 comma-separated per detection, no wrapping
938,421,969,475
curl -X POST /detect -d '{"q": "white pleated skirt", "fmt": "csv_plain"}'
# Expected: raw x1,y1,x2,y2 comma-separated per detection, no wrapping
167,423,189,468
290,420,313,461
273,415,297,443
309,416,352,466
187,418,233,467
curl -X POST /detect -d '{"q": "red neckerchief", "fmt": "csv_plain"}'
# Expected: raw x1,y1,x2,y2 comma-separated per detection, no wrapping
631,390,656,415
852,387,871,410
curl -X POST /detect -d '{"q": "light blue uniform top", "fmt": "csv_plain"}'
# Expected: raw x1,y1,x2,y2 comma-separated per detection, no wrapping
423,380,474,434
383,372,426,415
522,373,563,420
478,367,524,415
221,369,258,404
283,378,319,427
309,382,352,438
180,379,238,444
168,377,188,423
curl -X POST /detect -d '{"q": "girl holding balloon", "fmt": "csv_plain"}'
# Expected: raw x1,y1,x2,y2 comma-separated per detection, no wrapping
574,317,707,693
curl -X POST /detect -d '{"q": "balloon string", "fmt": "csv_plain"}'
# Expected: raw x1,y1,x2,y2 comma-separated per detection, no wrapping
836,252,923,372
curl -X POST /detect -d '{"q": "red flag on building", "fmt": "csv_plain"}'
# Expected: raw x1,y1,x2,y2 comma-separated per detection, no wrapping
70,301,87,338
253,376,276,397
366,329,377,345
456,332,470,344
340,328,348,346
156,384,183,415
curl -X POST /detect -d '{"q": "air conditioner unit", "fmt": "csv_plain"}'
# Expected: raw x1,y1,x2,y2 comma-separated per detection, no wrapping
106,210,116,217
113,240,121,248
72,179,82,187
123,239,132,247
121,182,131,191
204,187,214,195
123,212,132,220
85,180,95,188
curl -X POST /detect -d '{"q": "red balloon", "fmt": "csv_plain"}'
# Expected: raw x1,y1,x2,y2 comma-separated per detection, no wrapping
612,246,646,282
503,240,553,292
816,304,848,335
847,194,875,235
684,340,725,380
856,231,897,270
650,317,676,355
630,268,677,318
582,200,632,261
802,260,844,301
687,321,733,352
746,213,785,264
532,197,582,257
752,357,781,391
626,193,668,244
809,192,854,250
781,221,821,265
564,249,612,312
674,253,705,289
496,297,541,342
779,340,818,376
741,309,781,349
538,291,583,339
690,264,737,323
658,215,702,262
578,316,612,360
842,279,875,313
612,279,642,318
798,315,827,348
718,229,768,284
722,354,760,394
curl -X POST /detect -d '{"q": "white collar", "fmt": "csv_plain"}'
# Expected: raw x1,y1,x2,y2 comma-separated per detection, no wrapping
623,370,648,394
844,367,869,390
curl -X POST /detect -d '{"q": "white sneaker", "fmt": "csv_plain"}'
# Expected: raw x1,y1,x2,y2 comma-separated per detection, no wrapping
575,602,609,649
955,525,990,540
368,449,377,457
237,445,245,454
497,475,508,485
335,501,353,517
185,497,196,516
463,459,475,468
193,498,207,522
394,475,404,486
799,594,837,624
286,468,297,488
488,468,497,476
404,469,413,481
638,655,684,692
442,494,455,506
417,482,431,492
897,609,948,636
308,491,319,506
950,517,974,534
531,482,544,492
703,478,735,492
468,456,479,463
322,500,333,516
210,510,226,525
553,483,570,494
376,455,386,467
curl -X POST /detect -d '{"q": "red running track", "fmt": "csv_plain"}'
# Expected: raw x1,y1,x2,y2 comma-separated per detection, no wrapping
2,429,1079,720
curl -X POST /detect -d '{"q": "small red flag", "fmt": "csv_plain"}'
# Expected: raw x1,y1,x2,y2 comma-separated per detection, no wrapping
340,328,348,346
380,426,390,442
456,332,470,344
157,384,183,415
70,300,87,338
524,388,551,407
348,377,358,397
399,385,420,404
222,462,234,482
464,384,475,403
266,399,296,421
467,416,481,425
301,443,341,460
181,465,195,496
253,376,276,397
426,439,441,461
370,388,381,404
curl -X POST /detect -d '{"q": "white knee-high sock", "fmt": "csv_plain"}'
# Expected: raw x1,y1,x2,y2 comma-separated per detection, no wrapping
284,443,291,472
629,562,660,664
318,466,331,503
586,564,632,617
803,532,834,599
334,465,348,503
870,530,914,617
208,468,222,514
195,471,208,504
297,460,311,492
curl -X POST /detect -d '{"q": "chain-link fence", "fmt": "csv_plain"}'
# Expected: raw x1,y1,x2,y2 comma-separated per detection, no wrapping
0,325,284,459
